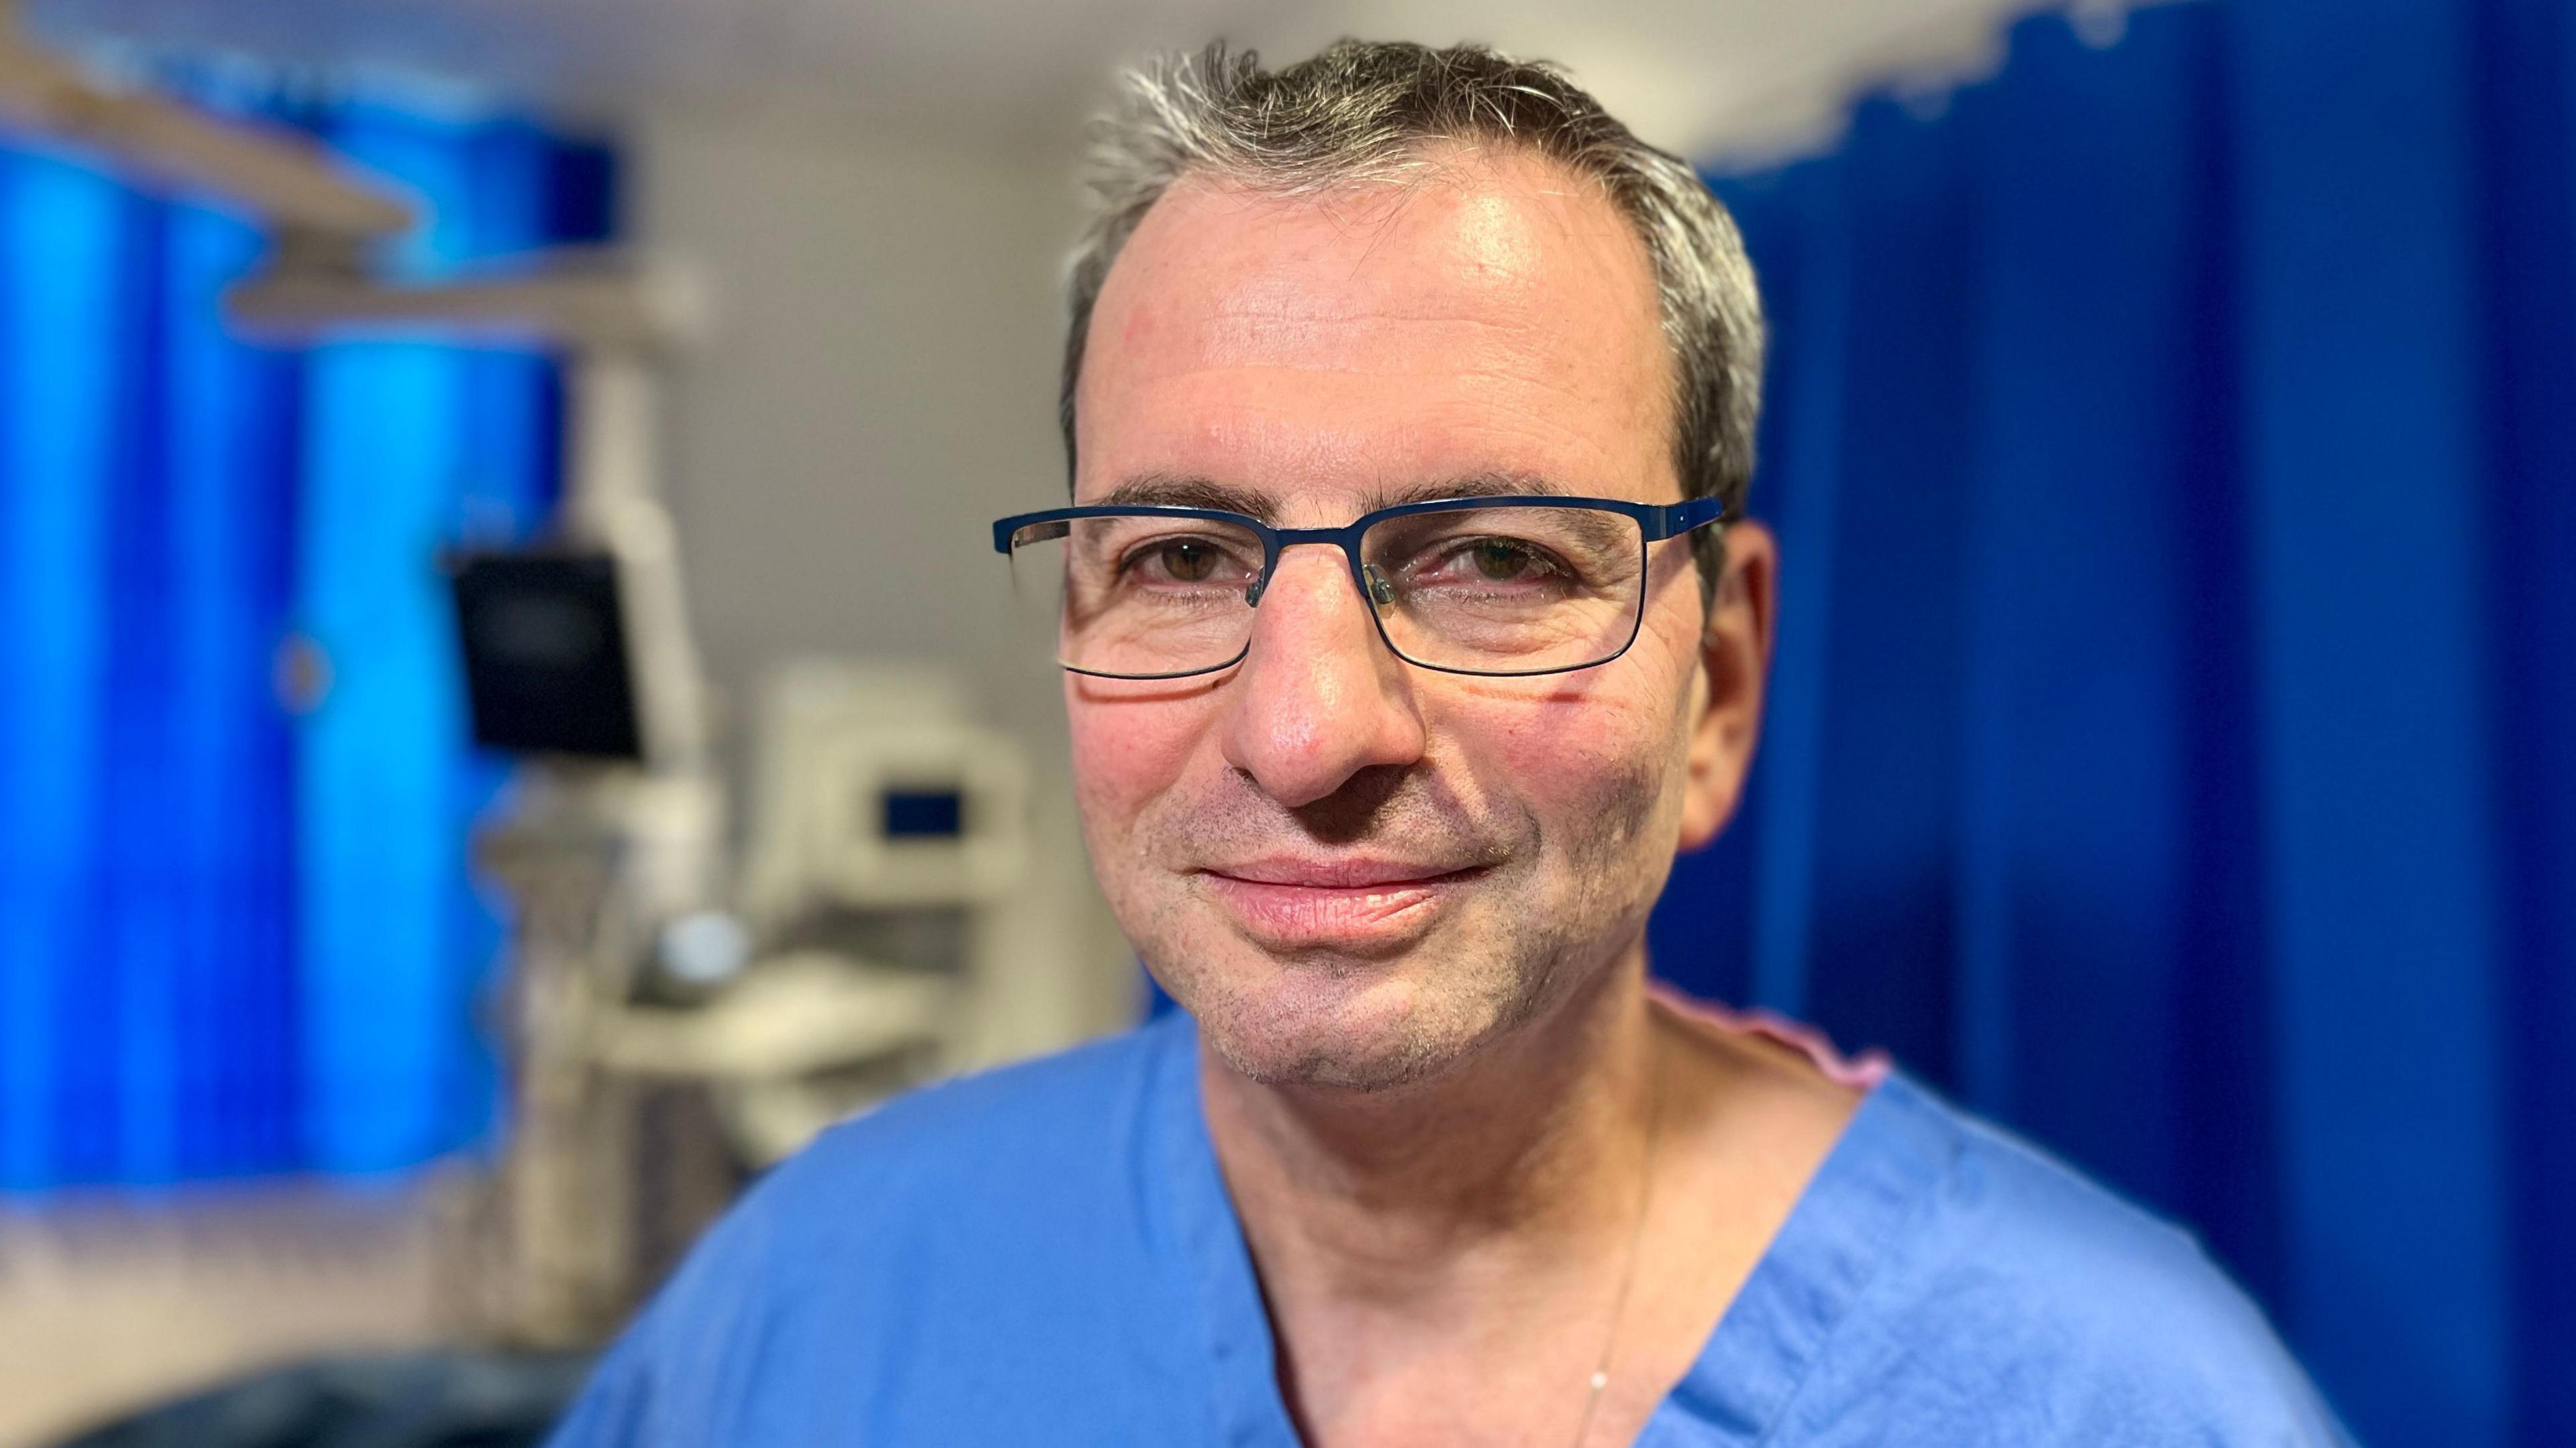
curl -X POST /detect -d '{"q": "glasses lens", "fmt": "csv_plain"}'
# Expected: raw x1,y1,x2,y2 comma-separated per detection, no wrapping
1360,506,1646,673
1008,513,1264,677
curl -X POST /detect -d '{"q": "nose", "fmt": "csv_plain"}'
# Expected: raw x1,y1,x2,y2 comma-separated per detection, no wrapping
1219,545,1428,809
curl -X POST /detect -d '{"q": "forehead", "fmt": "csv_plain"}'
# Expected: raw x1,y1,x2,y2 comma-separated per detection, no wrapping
1075,146,1675,510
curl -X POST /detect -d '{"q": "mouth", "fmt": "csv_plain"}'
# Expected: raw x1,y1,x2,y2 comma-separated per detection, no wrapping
1192,857,1493,952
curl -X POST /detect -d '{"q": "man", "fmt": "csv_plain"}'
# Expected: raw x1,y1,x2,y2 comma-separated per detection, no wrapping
550,41,2349,1446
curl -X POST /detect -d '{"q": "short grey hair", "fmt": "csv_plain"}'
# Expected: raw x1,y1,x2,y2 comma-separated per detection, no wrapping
1059,39,1766,589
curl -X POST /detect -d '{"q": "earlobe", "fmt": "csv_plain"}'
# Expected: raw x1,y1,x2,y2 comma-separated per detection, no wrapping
1674,521,1776,854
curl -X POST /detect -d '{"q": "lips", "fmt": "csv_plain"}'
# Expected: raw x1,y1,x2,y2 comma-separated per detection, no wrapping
1209,856,1477,888
1194,856,1489,950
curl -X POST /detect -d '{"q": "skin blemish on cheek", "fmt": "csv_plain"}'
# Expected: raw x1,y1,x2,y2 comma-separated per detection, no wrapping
1439,675,1662,784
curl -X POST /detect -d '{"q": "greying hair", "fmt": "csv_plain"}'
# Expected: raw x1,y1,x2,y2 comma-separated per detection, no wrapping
1059,39,1766,588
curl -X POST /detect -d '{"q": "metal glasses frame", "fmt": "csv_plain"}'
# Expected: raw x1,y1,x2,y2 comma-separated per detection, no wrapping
990,493,1731,680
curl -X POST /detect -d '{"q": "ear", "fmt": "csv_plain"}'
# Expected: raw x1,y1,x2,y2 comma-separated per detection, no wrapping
1676,520,1776,853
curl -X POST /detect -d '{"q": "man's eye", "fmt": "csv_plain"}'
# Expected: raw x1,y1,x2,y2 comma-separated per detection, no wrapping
1134,539,1230,583
1418,537,1563,585
1470,539,1546,581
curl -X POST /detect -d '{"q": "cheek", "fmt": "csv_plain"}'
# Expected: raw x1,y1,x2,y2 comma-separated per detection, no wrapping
1448,632,1697,858
1506,706,1662,820
1065,682,1214,841
1460,689,1670,847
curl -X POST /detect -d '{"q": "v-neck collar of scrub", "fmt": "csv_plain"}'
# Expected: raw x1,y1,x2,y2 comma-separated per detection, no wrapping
1143,1009,1962,1448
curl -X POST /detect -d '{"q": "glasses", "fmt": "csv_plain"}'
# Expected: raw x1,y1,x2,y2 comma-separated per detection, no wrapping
990,494,1729,680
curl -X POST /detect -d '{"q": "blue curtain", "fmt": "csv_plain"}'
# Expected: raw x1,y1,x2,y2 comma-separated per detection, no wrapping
1647,2,2576,1444
0,82,612,1188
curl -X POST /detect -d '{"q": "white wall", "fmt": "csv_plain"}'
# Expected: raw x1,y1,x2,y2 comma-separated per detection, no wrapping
629,111,1138,1062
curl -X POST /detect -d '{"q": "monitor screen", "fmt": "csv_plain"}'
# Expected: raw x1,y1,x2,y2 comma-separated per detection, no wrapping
449,549,644,760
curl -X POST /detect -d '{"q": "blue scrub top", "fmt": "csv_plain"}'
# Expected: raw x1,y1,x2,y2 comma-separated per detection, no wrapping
549,1008,2351,1446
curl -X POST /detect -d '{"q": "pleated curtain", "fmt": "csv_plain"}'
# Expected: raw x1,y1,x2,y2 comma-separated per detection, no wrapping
1648,3,2576,1443
0,80,612,1187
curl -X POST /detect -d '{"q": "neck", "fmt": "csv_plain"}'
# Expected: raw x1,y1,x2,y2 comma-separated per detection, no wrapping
1199,946,1662,1302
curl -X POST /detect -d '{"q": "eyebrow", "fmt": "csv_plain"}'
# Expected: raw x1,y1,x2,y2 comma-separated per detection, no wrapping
1095,474,1274,519
1366,472,1577,508
1095,470,1580,522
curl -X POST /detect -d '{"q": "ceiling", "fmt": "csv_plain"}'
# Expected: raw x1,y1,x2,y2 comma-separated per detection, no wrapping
23,0,2115,164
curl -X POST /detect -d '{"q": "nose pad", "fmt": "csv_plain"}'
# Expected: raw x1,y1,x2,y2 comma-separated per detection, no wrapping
1362,563,1395,610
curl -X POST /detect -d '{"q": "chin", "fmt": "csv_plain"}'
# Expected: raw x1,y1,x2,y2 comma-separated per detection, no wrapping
1167,944,1542,1093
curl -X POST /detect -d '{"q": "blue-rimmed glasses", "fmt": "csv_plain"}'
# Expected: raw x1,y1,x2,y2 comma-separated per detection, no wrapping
990,494,1729,679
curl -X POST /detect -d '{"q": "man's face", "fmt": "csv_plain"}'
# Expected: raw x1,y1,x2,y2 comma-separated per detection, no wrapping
1067,147,1767,1090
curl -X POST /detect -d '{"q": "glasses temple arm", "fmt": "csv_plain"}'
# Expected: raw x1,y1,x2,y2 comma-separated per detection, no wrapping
1648,496,1731,539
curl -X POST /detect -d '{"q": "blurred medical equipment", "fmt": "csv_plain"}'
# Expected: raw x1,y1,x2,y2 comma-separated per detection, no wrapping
0,15,1053,1353
0,2,409,240
219,177,731,1349
501,659,1034,1182
462,657,1033,1345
